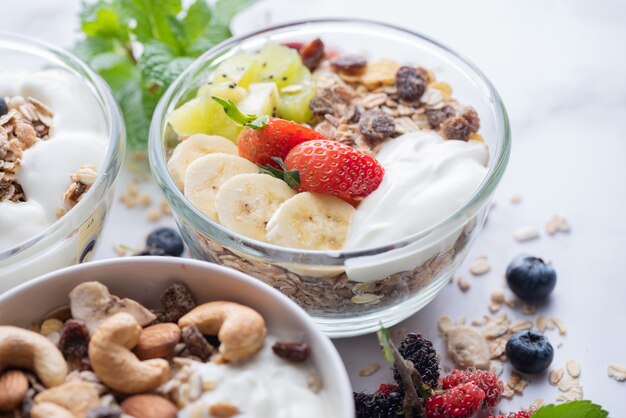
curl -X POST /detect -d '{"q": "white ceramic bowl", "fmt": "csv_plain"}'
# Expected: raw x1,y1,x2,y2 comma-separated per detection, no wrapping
0,257,354,417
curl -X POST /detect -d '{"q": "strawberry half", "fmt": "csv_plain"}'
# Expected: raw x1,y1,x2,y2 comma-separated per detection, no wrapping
284,140,384,199
212,96,327,168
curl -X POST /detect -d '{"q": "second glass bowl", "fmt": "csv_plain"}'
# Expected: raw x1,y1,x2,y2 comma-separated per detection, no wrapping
150,19,510,337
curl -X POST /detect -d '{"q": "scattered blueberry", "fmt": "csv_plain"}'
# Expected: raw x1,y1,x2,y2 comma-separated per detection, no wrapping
506,254,556,301
506,330,554,374
0,97,8,117
145,227,184,257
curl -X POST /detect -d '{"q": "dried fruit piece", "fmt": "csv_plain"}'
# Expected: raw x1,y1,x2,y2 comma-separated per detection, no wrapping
395,66,427,101
299,38,324,71
181,325,215,361
272,341,310,362
440,114,472,140
358,109,395,141
426,105,456,128
158,283,196,323
331,55,367,76
209,402,240,417
58,319,90,362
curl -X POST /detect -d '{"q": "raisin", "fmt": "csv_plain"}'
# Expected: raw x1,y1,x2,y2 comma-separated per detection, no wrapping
58,319,90,361
358,109,395,141
440,114,472,140
425,105,456,128
272,341,310,362
158,283,196,323
86,406,122,418
396,66,426,101
330,55,367,76
300,38,325,72
182,325,215,361
309,89,338,116
461,107,480,132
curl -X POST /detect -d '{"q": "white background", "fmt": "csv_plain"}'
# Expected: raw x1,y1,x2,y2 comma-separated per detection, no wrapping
2,0,625,414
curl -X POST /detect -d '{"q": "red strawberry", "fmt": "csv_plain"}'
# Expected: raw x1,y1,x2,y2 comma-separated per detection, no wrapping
425,382,485,418
284,140,384,199
212,96,327,168
238,118,327,167
441,369,504,408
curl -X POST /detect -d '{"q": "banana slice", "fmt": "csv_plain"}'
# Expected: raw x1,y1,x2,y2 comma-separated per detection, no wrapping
184,154,258,220
215,173,296,242
266,192,355,250
167,134,238,191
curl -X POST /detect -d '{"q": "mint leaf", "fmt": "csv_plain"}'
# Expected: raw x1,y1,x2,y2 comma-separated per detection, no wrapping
214,0,256,26
73,37,117,62
90,53,137,91
80,0,129,41
533,401,609,418
115,78,151,151
117,0,183,51
181,0,213,42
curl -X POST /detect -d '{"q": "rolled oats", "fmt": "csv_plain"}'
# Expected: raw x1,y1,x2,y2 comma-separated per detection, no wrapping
469,257,490,276
546,214,571,235
549,368,564,385
557,374,579,392
457,277,471,292
566,360,581,378
358,363,380,377
607,364,626,382
552,317,567,335
513,226,540,242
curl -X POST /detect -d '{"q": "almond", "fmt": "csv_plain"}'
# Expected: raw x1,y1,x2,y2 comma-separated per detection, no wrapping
133,323,181,360
121,394,177,418
0,370,28,412
209,402,240,417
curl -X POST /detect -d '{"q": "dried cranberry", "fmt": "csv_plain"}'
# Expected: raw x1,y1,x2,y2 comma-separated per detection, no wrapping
358,109,395,141
440,114,472,140
330,55,367,76
396,66,426,101
425,105,456,128
182,325,214,361
58,319,90,361
158,283,196,323
300,38,325,71
272,341,310,362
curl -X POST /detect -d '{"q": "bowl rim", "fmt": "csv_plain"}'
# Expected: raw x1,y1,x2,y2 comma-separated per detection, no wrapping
0,256,354,416
149,18,511,261
0,32,125,260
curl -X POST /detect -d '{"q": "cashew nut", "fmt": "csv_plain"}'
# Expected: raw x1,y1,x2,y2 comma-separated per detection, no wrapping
70,282,156,334
178,301,267,361
34,381,99,418
31,402,75,418
0,326,67,388
88,313,170,394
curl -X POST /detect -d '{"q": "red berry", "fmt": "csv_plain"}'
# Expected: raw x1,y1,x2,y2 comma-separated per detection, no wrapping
284,140,384,199
377,384,399,395
442,369,504,408
425,382,485,418
238,118,327,168
488,408,535,418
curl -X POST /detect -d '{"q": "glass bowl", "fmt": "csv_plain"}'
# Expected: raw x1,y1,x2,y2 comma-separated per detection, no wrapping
150,19,510,337
0,33,125,293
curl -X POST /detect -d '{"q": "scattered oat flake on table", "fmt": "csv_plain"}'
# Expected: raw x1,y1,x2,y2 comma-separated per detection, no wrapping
491,289,506,304
488,302,501,314
469,257,490,275
549,368,564,385
607,364,626,382
566,360,581,378
510,194,522,204
513,226,540,242
556,384,583,402
358,363,380,377
522,304,537,315
457,277,471,292
438,316,454,335
509,320,533,333
489,360,504,376
146,208,162,222
557,374,579,392
552,317,567,335
546,214,571,235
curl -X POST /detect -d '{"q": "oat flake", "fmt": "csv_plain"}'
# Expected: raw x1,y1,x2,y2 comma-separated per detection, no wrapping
566,360,581,378
358,363,380,377
607,364,626,382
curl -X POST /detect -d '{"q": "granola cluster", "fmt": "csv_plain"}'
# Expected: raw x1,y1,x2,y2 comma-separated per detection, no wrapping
308,55,481,155
0,96,53,202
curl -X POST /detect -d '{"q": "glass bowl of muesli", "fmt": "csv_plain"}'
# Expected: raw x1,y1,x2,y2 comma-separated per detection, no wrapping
149,19,510,336
0,33,125,293
0,257,353,417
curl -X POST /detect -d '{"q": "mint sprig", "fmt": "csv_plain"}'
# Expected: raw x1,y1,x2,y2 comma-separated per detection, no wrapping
533,401,609,418
211,96,269,130
74,0,255,151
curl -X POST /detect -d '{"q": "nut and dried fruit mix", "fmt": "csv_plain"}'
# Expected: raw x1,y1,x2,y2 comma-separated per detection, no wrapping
166,38,491,315
0,282,328,417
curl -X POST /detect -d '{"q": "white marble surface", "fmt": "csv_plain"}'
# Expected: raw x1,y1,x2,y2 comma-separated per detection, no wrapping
3,0,626,414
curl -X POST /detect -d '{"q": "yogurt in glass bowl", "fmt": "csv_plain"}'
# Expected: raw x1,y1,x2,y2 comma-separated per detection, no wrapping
0,33,124,292
149,19,510,337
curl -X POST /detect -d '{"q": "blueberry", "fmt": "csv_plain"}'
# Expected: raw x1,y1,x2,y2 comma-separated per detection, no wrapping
506,330,554,374
0,97,7,117
506,254,556,301
145,227,184,257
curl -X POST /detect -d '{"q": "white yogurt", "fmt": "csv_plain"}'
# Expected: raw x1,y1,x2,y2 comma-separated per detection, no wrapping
179,336,329,418
0,69,109,252
344,131,489,281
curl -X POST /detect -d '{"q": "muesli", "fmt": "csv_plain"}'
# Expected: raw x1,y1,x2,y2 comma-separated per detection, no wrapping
0,281,328,417
165,38,490,313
